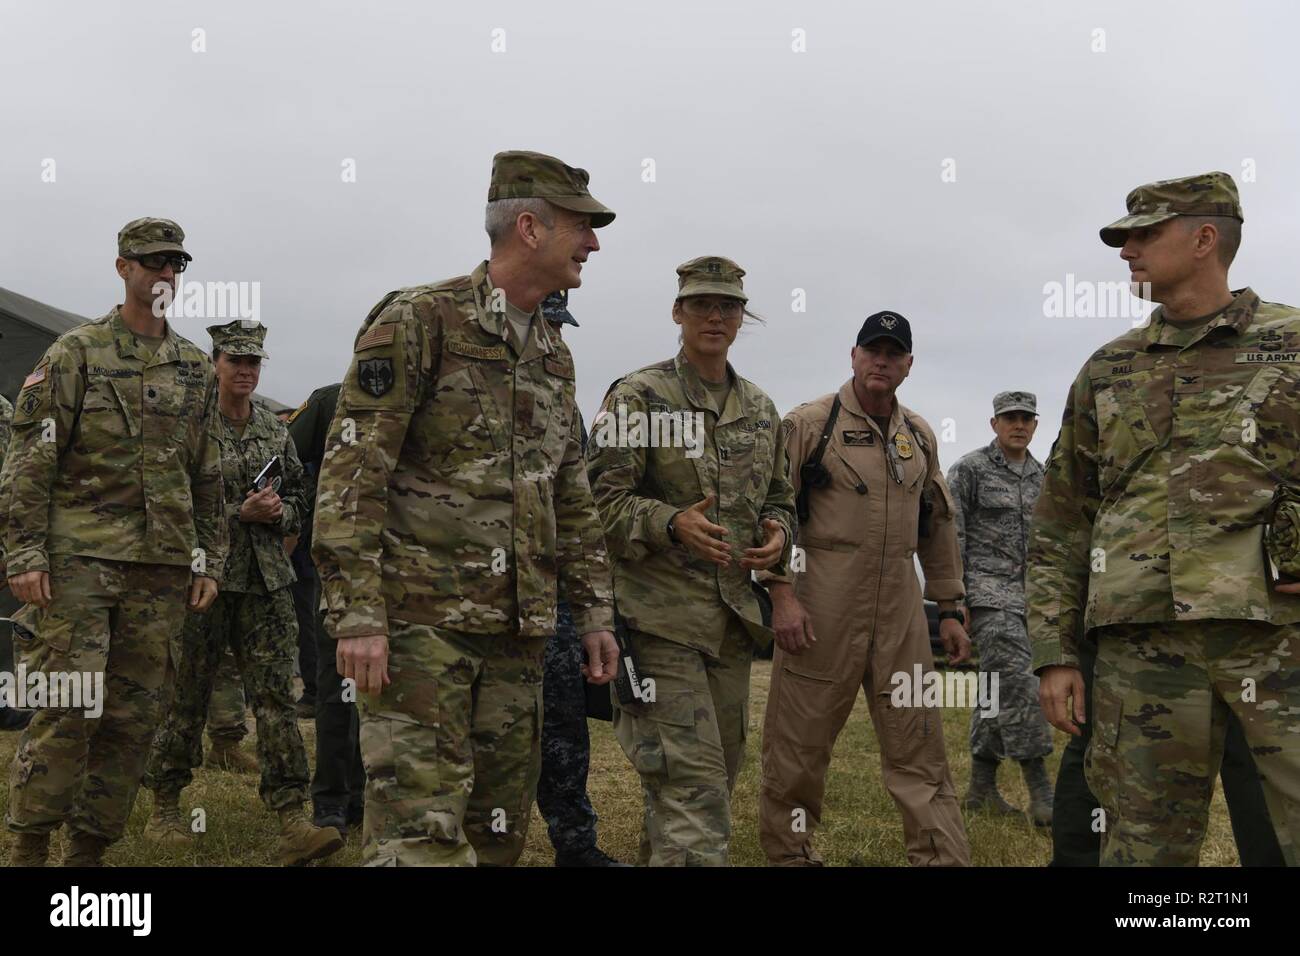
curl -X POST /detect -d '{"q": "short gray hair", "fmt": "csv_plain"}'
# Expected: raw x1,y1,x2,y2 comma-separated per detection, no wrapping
485,198,554,246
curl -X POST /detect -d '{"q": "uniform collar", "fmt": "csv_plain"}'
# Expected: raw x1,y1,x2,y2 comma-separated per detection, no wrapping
470,260,553,361
108,305,184,367
838,378,902,435
985,438,1041,474
1141,286,1259,351
674,349,745,425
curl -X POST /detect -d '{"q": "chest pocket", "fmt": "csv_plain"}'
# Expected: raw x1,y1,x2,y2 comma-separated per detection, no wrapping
1092,361,1161,494
718,424,770,512
644,402,708,500
411,348,507,472
976,480,1017,511
147,374,202,440
526,354,575,470
81,373,136,441
1217,365,1289,445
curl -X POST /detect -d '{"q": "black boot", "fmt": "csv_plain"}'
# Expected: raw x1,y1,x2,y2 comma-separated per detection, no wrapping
555,846,631,867
963,755,1021,815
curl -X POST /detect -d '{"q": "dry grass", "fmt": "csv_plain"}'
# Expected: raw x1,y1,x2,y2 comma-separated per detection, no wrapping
0,662,1239,867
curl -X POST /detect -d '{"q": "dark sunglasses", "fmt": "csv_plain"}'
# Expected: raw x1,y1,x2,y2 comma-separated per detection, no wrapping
130,253,189,273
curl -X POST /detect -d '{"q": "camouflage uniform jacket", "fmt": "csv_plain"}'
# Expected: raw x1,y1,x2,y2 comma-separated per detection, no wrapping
312,261,614,640
0,393,11,575
1028,288,1300,671
947,439,1043,614
0,307,226,579
585,351,796,655
215,402,305,594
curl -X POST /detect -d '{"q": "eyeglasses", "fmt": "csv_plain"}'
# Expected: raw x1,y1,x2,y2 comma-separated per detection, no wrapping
680,298,743,321
130,253,189,273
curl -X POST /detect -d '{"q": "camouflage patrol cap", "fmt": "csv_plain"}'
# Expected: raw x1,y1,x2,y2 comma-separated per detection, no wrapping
675,256,748,303
1100,172,1243,247
993,390,1037,416
118,217,192,260
488,150,615,228
207,319,269,359
542,290,579,327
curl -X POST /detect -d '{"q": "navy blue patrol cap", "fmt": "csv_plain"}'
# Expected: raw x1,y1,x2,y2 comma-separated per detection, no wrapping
542,290,578,327
857,311,912,352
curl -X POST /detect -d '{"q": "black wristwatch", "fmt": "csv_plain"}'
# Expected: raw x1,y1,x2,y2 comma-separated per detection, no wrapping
938,609,965,623
667,512,681,544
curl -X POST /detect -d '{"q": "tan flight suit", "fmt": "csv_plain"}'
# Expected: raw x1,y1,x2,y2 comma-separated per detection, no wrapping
758,380,971,866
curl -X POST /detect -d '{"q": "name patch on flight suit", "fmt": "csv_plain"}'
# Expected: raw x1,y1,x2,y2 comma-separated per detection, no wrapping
842,430,874,446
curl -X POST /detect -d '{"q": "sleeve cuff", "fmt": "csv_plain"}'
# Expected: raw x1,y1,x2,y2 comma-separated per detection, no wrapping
572,604,615,635
1031,636,1081,673
3,548,49,577
646,502,681,552
922,577,965,603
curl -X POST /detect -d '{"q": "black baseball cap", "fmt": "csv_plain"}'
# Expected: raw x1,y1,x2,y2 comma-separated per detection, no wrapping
856,311,912,352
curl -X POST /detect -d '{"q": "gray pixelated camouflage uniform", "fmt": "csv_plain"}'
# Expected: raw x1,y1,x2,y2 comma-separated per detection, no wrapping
947,440,1052,762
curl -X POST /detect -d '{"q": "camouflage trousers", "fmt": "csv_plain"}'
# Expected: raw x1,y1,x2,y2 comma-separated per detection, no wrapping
1089,619,1300,866
6,554,190,841
206,647,248,742
357,622,546,867
144,587,309,810
968,608,1053,762
537,602,598,855
612,621,751,867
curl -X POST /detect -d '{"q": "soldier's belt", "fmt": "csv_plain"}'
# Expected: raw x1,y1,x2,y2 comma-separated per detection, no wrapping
1264,485,1300,579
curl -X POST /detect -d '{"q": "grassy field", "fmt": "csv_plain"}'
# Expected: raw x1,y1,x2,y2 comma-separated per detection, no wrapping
0,661,1240,867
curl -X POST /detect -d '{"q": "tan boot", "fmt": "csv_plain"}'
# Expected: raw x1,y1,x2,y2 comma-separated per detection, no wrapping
143,791,194,849
8,831,50,867
276,804,343,867
62,831,110,867
206,736,259,774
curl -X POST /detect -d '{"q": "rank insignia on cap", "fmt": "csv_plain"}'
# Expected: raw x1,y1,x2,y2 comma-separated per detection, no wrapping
707,261,721,274
163,228,175,239
894,433,914,459
357,357,394,397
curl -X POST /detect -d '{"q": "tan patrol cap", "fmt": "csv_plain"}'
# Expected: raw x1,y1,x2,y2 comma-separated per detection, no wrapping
1099,172,1243,248
488,150,615,228
118,217,192,259
675,256,748,303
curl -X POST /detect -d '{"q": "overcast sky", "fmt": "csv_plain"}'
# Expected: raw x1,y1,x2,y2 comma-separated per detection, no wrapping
3,0,1298,465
